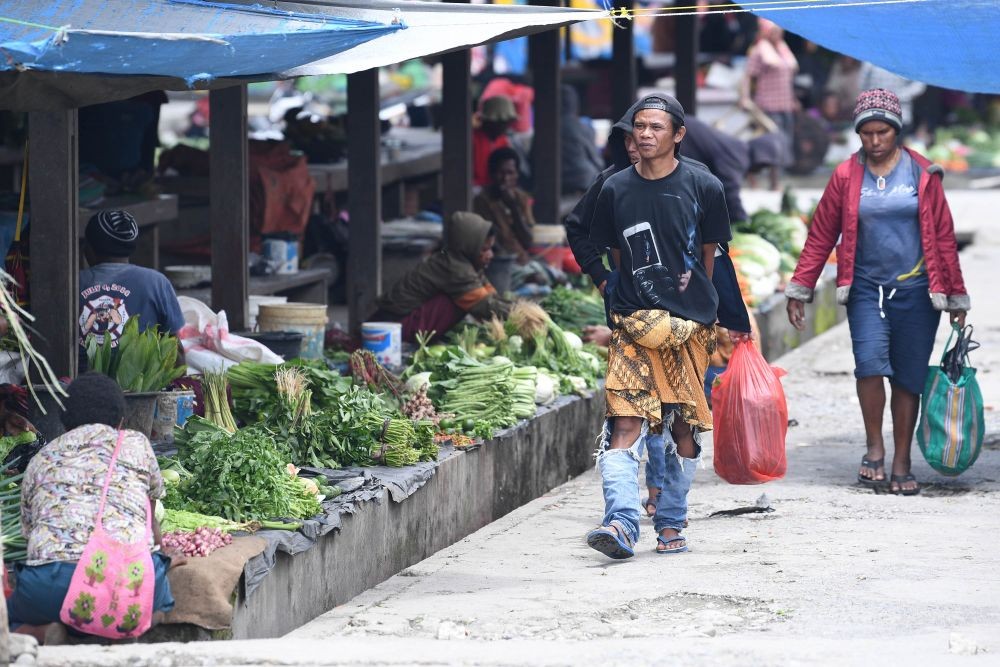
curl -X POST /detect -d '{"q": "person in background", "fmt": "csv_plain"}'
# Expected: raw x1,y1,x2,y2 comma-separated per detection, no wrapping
741,18,798,190
78,210,184,367
7,373,181,644
825,56,863,122
472,96,519,188
472,147,537,295
375,212,511,342
680,116,753,223
564,98,643,302
480,77,534,134
786,89,969,496
559,85,604,196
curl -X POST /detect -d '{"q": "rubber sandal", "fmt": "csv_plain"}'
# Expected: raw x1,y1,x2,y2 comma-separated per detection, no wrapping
890,473,920,496
586,520,635,559
655,534,688,554
857,456,886,485
642,493,659,518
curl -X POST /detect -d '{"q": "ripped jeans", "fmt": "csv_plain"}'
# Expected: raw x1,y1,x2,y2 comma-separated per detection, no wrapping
597,416,700,545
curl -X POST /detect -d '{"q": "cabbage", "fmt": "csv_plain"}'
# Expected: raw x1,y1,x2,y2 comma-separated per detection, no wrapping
534,372,556,405
562,330,583,350
731,233,781,273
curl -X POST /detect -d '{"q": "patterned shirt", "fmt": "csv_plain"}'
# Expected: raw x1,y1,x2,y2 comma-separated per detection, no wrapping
746,40,798,113
20,424,164,566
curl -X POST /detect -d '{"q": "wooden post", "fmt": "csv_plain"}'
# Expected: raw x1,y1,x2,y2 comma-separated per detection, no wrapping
612,2,637,121
529,11,562,224
347,68,382,334
28,110,79,378
675,13,699,115
441,48,472,222
210,84,249,330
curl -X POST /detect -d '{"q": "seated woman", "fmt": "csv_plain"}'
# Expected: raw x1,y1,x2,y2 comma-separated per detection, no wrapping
473,146,537,294
8,372,181,644
375,211,512,342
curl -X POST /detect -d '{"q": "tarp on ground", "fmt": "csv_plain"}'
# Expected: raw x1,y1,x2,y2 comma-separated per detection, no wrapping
279,0,607,77
0,0,399,110
744,0,1000,94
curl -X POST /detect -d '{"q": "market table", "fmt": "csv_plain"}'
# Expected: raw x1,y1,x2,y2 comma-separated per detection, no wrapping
176,267,332,307
309,127,441,219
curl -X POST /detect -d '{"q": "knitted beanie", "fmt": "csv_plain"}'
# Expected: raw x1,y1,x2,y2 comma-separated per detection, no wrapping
853,88,903,132
85,209,139,257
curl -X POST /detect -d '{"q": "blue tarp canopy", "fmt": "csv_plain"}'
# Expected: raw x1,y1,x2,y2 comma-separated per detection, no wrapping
0,0,401,109
746,0,999,94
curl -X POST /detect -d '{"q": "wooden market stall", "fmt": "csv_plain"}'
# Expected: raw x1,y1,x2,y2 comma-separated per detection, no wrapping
1,0,605,376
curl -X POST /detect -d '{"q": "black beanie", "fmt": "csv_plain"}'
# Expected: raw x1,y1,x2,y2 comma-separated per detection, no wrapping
85,210,139,258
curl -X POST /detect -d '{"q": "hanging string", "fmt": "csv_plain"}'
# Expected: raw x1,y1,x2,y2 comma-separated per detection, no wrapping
608,0,936,24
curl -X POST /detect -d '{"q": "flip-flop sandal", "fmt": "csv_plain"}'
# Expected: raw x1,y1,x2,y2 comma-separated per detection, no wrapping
586,520,635,559
642,494,659,517
890,473,921,496
857,456,886,485
655,534,688,554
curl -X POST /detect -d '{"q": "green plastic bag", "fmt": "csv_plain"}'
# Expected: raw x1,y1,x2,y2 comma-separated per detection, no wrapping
917,325,984,476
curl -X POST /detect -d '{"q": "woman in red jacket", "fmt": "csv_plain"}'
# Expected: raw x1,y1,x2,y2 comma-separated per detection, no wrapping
785,89,969,496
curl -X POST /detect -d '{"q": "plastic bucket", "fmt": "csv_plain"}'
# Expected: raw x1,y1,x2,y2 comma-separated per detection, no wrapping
262,236,299,274
122,392,158,437
361,322,402,368
257,303,327,360
248,295,288,330
236,330,304,360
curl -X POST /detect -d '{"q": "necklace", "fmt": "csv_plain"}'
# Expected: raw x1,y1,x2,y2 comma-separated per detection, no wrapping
868,148,901,191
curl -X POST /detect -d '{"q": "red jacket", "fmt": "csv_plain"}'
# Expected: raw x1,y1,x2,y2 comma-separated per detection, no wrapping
787,147,970,312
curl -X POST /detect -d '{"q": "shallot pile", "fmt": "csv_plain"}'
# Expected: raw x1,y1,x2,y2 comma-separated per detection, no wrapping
162,527,233,557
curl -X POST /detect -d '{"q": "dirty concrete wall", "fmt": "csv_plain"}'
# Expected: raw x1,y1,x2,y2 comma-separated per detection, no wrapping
756,274,846,361
227,392,605,639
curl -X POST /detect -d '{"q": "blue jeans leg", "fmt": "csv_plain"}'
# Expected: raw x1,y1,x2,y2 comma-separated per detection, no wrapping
597,419,647,545
653,423,701,534
644,432,666,492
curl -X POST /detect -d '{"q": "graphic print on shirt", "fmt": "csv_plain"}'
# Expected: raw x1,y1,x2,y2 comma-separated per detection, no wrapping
623,221,692,304
79,282,131,346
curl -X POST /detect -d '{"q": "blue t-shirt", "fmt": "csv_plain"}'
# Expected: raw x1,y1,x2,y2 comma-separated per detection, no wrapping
855,151,927,289
78,264,185,348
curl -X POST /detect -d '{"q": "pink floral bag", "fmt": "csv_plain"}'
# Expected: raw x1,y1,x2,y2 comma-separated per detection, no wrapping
59,430,155,638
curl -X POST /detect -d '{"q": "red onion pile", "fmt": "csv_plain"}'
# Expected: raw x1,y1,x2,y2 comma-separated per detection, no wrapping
162,527,233,557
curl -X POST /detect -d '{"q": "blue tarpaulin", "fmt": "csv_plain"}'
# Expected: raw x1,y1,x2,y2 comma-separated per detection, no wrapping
746,0,1000,94
0,0,400,86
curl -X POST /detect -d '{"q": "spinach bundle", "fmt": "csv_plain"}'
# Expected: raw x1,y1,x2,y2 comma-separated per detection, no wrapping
173,421,321,522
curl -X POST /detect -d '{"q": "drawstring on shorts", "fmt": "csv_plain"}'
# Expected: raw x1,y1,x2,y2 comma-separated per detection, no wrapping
877,285,897,319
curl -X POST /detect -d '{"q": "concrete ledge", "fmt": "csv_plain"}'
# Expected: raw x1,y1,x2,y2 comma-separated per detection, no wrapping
755,273,846,361
151,391,605,640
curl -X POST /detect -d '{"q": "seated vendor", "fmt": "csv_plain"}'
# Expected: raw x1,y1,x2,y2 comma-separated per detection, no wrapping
374,212,512,342
472,147,537,294
8,373,181,644
78,210,184,367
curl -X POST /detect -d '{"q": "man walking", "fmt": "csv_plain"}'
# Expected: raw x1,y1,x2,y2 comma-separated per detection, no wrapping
586,95,732,558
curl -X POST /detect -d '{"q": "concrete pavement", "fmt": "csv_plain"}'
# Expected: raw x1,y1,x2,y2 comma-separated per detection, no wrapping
37,191,1000,666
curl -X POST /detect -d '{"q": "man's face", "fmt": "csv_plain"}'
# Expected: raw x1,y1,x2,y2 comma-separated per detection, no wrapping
492,159,519,191
624,135,640,165
475,236,496,270
632,110,685,161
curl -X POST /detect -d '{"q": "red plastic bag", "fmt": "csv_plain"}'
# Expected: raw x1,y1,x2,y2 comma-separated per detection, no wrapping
711,340,788,484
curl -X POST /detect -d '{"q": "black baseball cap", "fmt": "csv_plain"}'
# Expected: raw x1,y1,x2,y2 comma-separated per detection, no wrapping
633,94,686,128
